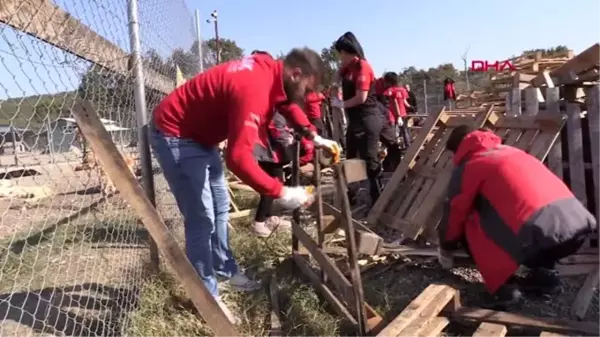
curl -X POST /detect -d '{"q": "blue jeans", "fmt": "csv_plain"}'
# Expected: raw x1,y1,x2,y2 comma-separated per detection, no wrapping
150,126,238,297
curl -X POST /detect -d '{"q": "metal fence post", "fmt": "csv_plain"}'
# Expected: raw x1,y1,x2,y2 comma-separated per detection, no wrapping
195,9,204,73
128,0,160,272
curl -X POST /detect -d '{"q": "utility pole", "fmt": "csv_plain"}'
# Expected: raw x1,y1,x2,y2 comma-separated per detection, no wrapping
461,43,472,93
194,9,204,72
461,44,472,106
206,10,220,64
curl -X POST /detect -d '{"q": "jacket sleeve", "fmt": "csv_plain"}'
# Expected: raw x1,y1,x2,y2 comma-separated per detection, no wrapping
299,138,314,166
226,87,284,198
269,113,292,148
437,163,479,250
278,103,316,137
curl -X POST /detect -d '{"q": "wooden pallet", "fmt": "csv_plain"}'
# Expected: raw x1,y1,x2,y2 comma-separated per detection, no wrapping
377,284,599,337
368,99,566,242
291,150,383,335
366,106,495,239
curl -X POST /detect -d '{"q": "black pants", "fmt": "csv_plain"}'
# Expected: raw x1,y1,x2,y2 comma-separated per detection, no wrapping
380,119,402,172
523,236,586,270
346,114,383,202
462,235,586,271
399,120,411,148
255,162,284,222
309,117,325,136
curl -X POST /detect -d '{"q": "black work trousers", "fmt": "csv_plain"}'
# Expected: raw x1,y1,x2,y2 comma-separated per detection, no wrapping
523,235,586,270
309,117,325,136
255,161,284,223
380,119,402,172
346,113,383,202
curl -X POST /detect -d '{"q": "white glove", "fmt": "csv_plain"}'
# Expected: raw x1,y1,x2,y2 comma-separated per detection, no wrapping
312,135,341,163
397,117,404,127
437,248,454,269
275,186,315,210
331,98,345,109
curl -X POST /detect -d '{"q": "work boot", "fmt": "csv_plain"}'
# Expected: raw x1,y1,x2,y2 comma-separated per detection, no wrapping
483,284,523,310
517,268,563,299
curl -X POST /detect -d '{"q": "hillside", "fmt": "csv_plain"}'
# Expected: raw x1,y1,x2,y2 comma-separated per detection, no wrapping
0,91,78,130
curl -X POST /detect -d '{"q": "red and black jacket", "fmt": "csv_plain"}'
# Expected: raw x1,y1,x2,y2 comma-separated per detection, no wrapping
443,78,456,101
438,130,596,293
339,57,381,122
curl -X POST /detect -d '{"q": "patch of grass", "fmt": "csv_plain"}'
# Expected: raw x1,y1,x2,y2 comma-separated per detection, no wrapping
0,217,142,291
126,193,341,336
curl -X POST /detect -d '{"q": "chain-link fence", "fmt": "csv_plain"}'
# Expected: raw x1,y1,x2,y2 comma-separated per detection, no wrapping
0,0,198,335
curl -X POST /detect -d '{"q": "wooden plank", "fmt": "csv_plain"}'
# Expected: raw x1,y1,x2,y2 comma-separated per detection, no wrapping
448,307,599,335
342,159,368,184
336,164,367,335
376,284,451,337
0,0,174,94
315,202,383,255
290,221,354,302
70,102,239,335
559,254,598,264
532,43,600,87
292,252,358,326
539,331,567,337
524,87,540,116
570,267,599,320
556,264,598,276
472,322,508,337
367,107,446,225
269,276,283,337
542,88,563,179
586,86,600,223
314,150,326,284
397,287,458,336
510,88,522,116
416,317,450,337
565,103,587,206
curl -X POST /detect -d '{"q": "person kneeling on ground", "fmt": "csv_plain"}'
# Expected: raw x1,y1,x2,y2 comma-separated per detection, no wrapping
437,125,597,307
253,112,315,237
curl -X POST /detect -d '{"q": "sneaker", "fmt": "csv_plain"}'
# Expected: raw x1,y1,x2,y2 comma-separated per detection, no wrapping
227,273,262,292
517,268,563,298
266,216,292,230
216,296,240,325
252,216,291,237
253,222,272,237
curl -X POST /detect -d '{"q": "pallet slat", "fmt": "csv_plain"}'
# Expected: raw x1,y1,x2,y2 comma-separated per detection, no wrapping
472,322,508,337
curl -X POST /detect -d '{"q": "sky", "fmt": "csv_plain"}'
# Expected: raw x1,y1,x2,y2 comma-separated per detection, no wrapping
0,0,598,100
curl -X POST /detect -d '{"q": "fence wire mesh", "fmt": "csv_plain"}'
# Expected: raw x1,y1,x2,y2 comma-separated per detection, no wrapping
0,0,196,335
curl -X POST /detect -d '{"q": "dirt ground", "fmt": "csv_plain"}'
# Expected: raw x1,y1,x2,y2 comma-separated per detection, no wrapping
0,158,156,336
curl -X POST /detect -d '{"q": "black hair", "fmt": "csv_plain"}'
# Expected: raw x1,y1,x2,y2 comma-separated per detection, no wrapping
383,72,399,86
446,124,476,153
283,47,325,80
333,31,365,59
444,77,454,85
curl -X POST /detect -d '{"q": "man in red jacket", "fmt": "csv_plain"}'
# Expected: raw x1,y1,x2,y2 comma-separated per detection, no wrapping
150,49,340,320
437,125,596,307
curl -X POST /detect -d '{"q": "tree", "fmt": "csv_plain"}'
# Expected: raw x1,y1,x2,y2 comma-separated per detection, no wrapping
202,38,244,68
320,44,340,86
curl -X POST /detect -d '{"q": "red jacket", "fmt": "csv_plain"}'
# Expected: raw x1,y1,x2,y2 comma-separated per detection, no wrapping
383,86,408,121
265,112,314,166
305,92,326,120
153,55,315,198
438,130,596,293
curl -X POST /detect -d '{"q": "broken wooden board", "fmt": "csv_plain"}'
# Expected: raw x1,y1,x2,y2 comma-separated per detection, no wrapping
71,101,239,336
367,106,495,240
377,283,599,337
